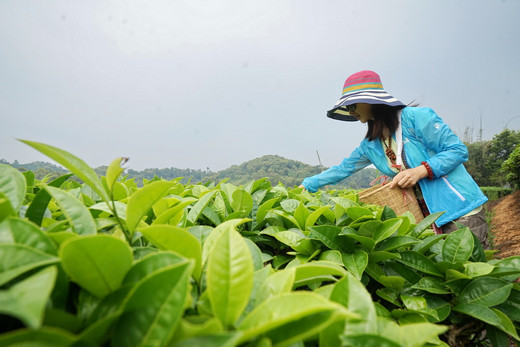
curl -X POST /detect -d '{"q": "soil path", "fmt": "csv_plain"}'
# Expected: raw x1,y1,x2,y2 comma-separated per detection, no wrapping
489,190,520,259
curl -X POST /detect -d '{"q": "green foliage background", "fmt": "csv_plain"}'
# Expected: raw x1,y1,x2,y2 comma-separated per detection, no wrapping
464,129,520,187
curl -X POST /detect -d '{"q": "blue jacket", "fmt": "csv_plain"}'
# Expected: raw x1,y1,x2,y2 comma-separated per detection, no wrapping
302,106,488,227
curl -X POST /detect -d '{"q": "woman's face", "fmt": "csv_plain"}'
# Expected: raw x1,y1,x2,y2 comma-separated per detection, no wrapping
350,103,373,123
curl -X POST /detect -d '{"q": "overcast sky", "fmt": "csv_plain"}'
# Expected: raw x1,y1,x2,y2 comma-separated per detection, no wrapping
1,0,519,172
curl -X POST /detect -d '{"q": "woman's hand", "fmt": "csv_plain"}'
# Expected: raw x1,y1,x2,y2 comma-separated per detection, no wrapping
388,165,428,189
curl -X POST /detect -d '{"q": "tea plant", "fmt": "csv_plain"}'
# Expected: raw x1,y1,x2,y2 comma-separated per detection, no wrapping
0,140,518,346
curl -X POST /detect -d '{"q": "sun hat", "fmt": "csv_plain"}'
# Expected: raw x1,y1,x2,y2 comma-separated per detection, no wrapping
326,70,405,121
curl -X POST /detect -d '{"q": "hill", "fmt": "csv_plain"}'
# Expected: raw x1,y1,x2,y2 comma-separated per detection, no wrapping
1,155,380,189
204,155,379,189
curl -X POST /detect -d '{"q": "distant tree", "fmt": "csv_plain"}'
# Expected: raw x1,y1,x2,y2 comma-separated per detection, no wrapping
464,129,520,187
464,141,492,186
501,145,520,189
485,129,520,186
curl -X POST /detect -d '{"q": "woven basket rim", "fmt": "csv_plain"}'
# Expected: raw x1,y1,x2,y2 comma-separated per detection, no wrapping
358,183,424,222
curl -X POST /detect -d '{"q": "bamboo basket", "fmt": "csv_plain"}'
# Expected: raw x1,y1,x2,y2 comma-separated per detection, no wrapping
358,183,424,223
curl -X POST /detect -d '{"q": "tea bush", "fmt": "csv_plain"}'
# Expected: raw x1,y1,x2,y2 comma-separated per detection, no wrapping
0,140,518,346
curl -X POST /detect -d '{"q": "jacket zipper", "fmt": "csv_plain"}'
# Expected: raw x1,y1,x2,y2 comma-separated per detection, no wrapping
442,176,465,201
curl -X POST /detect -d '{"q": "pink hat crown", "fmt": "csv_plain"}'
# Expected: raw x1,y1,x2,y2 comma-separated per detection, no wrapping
342,70,384,96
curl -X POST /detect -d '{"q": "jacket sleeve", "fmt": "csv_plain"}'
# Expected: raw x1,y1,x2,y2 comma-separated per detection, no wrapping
301,145,372,192
412,108,468,177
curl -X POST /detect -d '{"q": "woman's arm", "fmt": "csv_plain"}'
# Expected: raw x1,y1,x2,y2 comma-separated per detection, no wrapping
301,146,371,192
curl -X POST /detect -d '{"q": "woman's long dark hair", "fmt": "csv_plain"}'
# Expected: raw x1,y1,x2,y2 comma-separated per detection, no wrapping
365,104,406,141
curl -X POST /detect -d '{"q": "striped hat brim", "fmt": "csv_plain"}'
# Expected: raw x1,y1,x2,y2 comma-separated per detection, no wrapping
326,90,405,122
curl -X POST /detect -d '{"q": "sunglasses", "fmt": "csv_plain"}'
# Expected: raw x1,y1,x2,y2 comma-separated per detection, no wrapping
342,104,357,112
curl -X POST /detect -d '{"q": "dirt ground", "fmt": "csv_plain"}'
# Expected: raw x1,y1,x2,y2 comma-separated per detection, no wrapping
488,190,520,259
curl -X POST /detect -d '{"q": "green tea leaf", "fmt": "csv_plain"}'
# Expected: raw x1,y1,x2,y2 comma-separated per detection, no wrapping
306,206,334,230
90,201,127,220
319,249,343,265
455,304,520,340
256,267,296,305
386,261,422,284
45,186,96,235
280,199,299,213
341,250,368,281
375,235,418,252
25,174,73,226
369,251,400,263
238,292,351,344
457,277,513,307
346,206,373,220
256,198,278,225
19,139,110,203
386,322,448,347
293,261,347,287
0,244,59,286
0,217,57,255
341,334,401,347
376,288,401,307
270,229,316,256
171,316,223,344
411,277,450,294
379,276,405,290
141,225,202,280
187,190,217,224
490,256,520,281
396,251,443,277
0,195,14,222
126,180,176,234
453,303,501,326
231,189,253,215
153,198,197,225
78,313,120,347
207,227,254,328
0,327,77,346
106,157,127,193
441,227,474,263
171,333,241,347
123,251,186,286
244,238,264,271
356,220,382,238
202,219,249,265
271,210,300,228
373,218,402,244
401,295,439,320
340,227,376,251
294,202,310,230
113,261,192,346
411,211,444,237
0,266,57,328
59,234,133,298
308,225,345,251
463,262,495,278
0,163,27,213
330,272,376,334
412,234,446,254
491,308,520,340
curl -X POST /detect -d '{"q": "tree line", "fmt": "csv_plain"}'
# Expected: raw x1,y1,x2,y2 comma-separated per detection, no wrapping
1,155,379,190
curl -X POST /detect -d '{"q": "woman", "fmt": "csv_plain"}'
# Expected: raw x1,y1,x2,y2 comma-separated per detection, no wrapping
301,70,489,248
